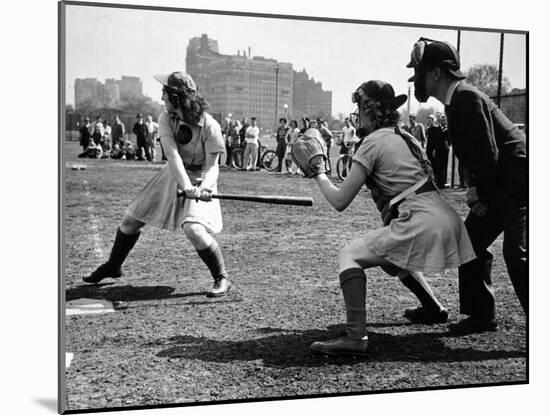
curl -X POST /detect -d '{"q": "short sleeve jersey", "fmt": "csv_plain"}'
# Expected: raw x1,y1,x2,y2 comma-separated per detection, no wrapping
157,110,225,165
353,127,426,197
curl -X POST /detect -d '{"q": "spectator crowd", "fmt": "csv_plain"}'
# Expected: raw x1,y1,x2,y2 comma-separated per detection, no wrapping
76,109,462,189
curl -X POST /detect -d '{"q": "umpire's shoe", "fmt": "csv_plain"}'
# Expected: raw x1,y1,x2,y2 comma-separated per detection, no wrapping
207,277,232,298
310,336,369,357
448,316,498,334
83,263,122,284
404,306,449,324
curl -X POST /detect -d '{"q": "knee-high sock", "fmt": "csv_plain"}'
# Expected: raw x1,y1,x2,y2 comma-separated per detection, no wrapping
107,228,140,270
196,239,227,281
339,268,367,339
399,271,443,312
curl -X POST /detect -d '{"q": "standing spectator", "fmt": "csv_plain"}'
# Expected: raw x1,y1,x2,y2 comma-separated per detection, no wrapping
406,38,527,332
79,117,92,151
226,120,242,167
145,115,159,162
90,116,104,146
239,118,249,146
425,114,440,181
103,120,112,153
284,120,301,174
133,114,150,161
340,117,358,176
317,118,334,175
427,113,451,189
275,118,289,173
436,113,451,188
408,115,427,149
111,114,126,148
243,117,260,171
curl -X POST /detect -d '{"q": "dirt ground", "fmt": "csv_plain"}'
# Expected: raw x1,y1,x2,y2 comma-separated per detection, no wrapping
62,141,526,412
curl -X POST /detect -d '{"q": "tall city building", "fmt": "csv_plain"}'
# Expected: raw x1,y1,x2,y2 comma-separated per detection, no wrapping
186,34,331,130
74,76,143,109
74,78,99,107
118,76,143,100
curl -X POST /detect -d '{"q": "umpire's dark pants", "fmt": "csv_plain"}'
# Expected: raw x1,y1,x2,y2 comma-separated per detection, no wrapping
458,192,527,318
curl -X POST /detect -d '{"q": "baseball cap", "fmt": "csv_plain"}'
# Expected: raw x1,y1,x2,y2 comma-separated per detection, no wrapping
136,113,143,118
352,80,407,110
406,38,466,81
153,71,197,92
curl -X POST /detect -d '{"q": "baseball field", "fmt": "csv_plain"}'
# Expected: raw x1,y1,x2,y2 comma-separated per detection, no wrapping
62,140,526,412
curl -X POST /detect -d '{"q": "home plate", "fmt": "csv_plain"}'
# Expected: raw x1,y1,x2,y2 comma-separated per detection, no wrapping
66,352,74,369
66,298,115,316
71,164,87,170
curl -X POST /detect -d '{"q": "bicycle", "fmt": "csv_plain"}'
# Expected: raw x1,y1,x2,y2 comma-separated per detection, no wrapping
230,141,279,172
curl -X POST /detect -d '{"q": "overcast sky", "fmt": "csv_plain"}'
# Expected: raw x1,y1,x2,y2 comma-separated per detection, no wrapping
64,4,527,117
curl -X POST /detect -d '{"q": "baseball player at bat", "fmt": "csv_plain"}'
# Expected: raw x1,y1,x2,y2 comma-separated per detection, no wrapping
84,71,232,298
291,80,475,357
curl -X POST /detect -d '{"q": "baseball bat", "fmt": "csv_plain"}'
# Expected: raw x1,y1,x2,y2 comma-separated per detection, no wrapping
176,190,313,206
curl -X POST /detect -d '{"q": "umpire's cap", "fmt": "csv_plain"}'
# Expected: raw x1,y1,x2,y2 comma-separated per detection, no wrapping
406,38,466,81
352,80,407,111
154,71,197,93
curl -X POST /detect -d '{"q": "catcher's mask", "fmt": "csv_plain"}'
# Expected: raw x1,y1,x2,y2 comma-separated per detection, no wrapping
406,37,466,103
350,80,407,138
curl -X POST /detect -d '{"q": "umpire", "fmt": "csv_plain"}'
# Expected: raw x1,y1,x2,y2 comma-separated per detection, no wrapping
406,38,527,333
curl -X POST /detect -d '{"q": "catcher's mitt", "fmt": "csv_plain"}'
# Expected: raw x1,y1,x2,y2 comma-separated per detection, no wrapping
291,131,327,178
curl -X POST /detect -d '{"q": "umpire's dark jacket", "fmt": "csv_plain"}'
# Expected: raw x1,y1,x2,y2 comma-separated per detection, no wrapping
445,81,527,203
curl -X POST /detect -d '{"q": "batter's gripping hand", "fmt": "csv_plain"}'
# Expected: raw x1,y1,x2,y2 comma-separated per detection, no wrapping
291,132,327,178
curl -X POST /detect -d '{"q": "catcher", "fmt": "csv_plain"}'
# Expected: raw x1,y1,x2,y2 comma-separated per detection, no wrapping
292,80,475,357
83,71,232,298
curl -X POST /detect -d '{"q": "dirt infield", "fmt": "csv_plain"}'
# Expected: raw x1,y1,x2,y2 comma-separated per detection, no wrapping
63,141,526,412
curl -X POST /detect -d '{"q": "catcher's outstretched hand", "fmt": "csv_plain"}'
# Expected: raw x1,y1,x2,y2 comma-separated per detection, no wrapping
291,132,327,178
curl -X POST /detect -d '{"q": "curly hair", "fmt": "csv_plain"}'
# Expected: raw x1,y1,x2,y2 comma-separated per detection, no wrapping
165,86,210,125
363,100,401,130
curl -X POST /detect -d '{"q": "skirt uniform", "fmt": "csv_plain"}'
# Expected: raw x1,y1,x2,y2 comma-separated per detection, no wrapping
126,110,225,233
354,127,475,273
126,166,222,233
365,190,475,272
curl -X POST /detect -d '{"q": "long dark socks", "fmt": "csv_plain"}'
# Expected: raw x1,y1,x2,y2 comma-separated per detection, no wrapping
339,268,367,339
196,239,227,281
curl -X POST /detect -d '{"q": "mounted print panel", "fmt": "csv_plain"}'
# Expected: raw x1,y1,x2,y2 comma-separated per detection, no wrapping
59,1,528,413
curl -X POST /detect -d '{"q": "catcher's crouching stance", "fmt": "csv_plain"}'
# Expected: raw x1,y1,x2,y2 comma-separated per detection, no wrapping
83,72,232,298
292,80,475,357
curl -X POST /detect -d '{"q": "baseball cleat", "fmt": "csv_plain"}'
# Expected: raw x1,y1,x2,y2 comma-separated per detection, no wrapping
403,306,449,324
310,336,369,357
206,277,232,298
83,263,122,284
448,317,498,334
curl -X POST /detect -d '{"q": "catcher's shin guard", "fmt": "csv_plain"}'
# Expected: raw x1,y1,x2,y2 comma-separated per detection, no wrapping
83,228,140,283
339,268,367,339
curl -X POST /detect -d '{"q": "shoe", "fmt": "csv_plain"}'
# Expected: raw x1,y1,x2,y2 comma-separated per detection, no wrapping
83,263,121,284
207,277,232,298
448,316,498,334
310,336,369,357
404,306,449,324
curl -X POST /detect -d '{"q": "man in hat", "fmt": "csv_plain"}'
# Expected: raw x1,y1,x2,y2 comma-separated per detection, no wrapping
78,117,92,150
406,38,527,333
303,80,474,356
133,113,150,161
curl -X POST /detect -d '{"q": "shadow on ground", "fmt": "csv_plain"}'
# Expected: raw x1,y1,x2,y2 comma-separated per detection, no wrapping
152,326,526,368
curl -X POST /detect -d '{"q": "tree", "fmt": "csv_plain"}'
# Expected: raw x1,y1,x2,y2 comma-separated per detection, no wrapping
466,64,511,97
